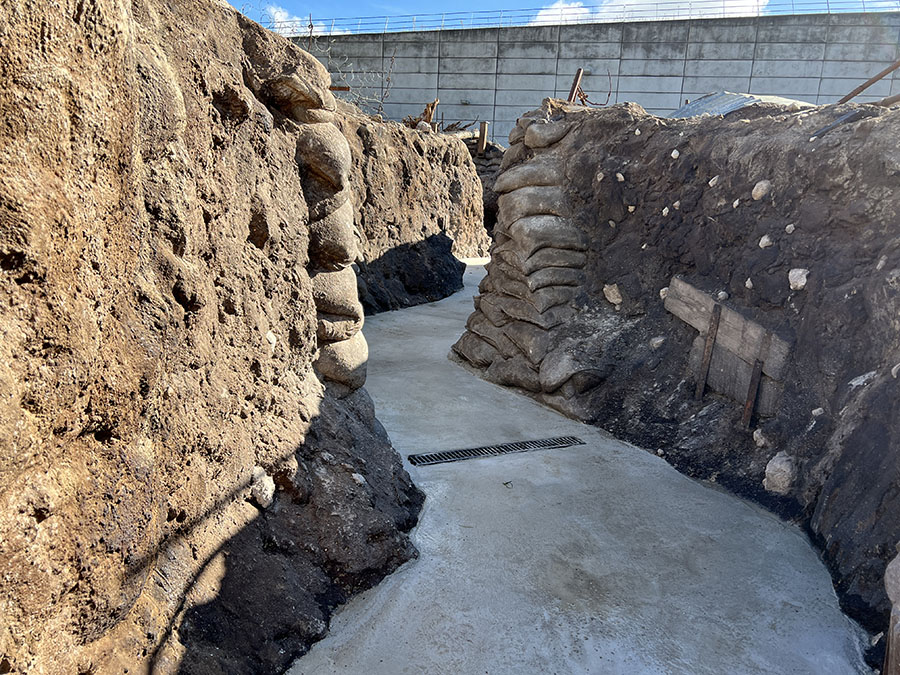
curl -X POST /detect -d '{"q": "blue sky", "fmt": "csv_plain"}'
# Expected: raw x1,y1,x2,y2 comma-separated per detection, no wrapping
228,0,892,35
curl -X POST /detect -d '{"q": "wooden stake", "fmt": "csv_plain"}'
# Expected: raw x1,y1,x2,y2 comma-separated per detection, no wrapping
694,304,721,400
567,68,584,104
838,57,900,104
741,331,771,429
886,607,900,675
477,121,488,155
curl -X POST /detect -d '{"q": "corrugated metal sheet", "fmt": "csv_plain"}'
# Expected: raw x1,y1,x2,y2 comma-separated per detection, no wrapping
669,91,812,118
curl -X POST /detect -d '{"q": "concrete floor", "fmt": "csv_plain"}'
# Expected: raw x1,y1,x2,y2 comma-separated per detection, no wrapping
290,262,870,675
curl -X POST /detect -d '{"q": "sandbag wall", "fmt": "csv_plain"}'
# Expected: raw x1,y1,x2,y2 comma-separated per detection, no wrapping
454,98,900,641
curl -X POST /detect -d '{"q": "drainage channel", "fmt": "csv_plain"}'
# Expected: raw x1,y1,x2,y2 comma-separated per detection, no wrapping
408,436,586,467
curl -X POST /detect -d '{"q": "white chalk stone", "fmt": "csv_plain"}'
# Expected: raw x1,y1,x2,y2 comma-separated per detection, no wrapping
616,172,625,182
753,428,768,448
635,128,641,136
752,180,772,200
608,220,616,228
649,337,665,350
763,452,795,496
759,234,773,248
789,268,809,291
849,370,877,389
812,407,825,417
628,205,635,213
671,149,680,159
785,223,796,234
745,278,754,289
662,206,669,216
673,201,680,210
251,466,276,508
596,171,605,182
603,283,623,306
266,330,277,346
877,256,887,271
732,199,740,209
717,291,729,301
659,287,668,300
708,175,719,188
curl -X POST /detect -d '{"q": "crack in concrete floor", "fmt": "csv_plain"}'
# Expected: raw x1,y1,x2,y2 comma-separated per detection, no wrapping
290,262,870,675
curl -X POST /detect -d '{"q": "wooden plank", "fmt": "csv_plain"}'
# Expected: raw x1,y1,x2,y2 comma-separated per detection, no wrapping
665,276,790,380
689,337,780,417
694,304,721,400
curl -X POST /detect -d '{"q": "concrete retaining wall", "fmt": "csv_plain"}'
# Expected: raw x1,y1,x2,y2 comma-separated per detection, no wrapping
300,12,900,142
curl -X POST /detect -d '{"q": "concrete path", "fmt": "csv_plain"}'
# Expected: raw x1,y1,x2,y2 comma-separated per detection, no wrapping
290,262,869,675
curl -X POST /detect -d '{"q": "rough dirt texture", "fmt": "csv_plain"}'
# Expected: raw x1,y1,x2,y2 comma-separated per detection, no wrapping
341,116,488,314
0,0,436,672
461,135,505,239
453,99,900,639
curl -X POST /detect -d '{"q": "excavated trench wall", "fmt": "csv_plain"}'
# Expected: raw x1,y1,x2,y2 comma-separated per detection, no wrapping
453,98,900,636
0,0,482,672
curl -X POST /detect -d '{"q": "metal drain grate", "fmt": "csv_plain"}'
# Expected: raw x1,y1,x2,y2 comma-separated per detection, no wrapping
407,436,586,467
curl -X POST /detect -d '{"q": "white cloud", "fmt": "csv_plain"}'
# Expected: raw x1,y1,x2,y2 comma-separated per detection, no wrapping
264,4,347,36
529,0,770,25
531,0,595,24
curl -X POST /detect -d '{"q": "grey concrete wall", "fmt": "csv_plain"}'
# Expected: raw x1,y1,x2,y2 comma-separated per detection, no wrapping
301,12,900,143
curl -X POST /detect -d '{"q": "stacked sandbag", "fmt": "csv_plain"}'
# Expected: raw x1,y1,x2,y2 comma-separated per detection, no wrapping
453,101,590,403
295,119,369,395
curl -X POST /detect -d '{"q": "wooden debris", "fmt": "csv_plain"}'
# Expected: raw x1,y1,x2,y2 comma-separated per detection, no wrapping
567,69,584,104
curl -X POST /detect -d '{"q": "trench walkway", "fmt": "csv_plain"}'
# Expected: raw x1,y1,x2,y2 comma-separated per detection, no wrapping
290,262,869,675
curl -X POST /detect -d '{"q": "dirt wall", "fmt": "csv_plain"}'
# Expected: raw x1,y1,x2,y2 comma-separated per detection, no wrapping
0,0,488,670
453,99,900,642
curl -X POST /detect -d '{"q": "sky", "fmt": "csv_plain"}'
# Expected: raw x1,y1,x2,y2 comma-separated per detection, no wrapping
228,0,890,36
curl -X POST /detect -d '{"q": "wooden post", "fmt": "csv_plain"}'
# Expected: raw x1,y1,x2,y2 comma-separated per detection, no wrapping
839,57,900,104
886,553,900,675
567,68,584,104
695,304,721,400
886,608,900,675
477,121,488,156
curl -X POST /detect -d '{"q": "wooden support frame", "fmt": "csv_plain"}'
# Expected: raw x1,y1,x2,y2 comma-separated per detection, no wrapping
665,276,791,421
695,304,721,400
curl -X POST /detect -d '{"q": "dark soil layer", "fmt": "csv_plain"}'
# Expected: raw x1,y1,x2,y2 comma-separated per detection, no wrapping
455,100,900,637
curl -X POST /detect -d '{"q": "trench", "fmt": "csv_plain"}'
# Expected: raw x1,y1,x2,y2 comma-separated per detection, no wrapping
289,261,870,674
